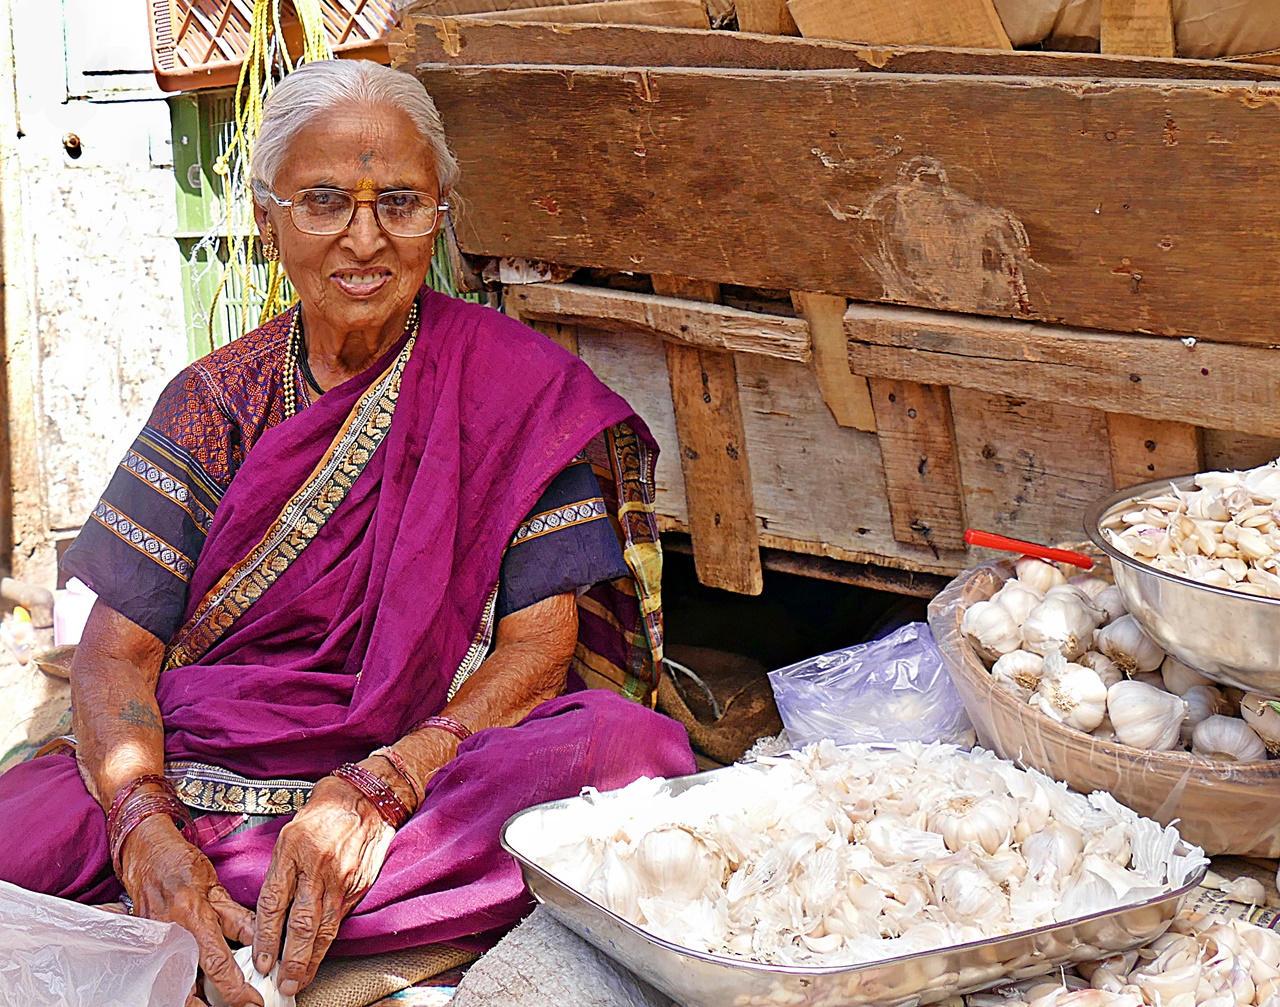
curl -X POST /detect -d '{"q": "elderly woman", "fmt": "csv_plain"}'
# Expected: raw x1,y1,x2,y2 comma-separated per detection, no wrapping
0,60,694,1006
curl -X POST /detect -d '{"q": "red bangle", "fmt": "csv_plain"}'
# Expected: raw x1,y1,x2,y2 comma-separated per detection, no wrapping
332,763,412,829
410,715,472,744
371,747,423,808
105,774,171,832
109,792,195,875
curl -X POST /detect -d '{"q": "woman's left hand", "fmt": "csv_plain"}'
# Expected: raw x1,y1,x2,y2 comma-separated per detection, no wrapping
252,776,395,998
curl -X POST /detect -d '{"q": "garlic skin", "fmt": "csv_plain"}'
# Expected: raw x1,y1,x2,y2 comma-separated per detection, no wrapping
991,650,1046,702
1094,585,1128,623
1192,715,1269,763
1239,694,1280,757
992,579,1043,626
1032,651,1108,732
1078,652,1123,689
1160,655,1212,696
962,600,1023,662
1105,681,1187,751
1016,557,1067,594
1067,575,1111,601
1181,685,1229,746
1022,594,1104,661
1093,615,1165,674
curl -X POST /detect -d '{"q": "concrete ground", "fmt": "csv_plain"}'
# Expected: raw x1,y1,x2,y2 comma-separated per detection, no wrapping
0,631,72,771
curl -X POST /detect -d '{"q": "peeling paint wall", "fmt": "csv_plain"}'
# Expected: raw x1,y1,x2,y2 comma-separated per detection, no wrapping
2,0,187,584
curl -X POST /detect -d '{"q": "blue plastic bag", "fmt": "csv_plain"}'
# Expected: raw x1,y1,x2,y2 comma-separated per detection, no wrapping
767,623,975,748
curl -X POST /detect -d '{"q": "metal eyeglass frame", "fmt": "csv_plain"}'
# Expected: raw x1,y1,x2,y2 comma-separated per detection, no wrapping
267,186,451,237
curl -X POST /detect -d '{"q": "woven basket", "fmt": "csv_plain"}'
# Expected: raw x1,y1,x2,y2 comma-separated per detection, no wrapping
928,560,1280,857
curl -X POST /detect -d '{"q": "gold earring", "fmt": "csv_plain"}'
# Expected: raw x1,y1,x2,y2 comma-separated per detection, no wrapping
262,228,280,262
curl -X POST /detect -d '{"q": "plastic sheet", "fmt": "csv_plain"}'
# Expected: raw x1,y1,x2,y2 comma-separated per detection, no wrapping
766,623,976,749
0,881,199,1007
928,560,1280,857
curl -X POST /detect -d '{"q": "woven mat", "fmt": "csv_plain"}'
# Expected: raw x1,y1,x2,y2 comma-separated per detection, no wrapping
298,944,478,1007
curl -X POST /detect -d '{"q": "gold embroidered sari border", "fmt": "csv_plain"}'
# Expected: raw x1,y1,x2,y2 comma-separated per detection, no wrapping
164,334,416,670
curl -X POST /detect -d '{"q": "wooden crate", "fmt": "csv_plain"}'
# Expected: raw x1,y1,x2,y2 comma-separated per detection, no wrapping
394,22,1280,596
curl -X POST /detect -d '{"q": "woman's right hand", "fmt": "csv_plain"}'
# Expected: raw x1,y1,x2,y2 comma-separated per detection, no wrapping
119,813,264,1007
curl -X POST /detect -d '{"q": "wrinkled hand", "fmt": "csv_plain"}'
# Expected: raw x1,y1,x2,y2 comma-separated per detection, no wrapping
252,776,395,997
119,814,262,1007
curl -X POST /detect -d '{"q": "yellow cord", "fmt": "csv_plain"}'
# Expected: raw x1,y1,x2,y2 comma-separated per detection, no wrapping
206,0,332,340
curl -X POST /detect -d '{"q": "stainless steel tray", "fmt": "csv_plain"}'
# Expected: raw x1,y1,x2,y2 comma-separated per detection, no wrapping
501,765,1206,1007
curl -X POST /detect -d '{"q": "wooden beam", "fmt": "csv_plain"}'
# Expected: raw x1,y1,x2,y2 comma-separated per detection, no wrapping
842,303,1280,437
419,66,1280,344
736,0,798,35
790,291,874,431
1101,0,1175,58
402,20,1280,79
1106,413,1203,488
508,282,811,361
787,0,1011,49
459,0,710,27
867,379,967,554
402,0,607,16
653,276,763,595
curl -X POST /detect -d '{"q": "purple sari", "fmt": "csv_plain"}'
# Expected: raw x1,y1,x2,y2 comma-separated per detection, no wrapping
0,290,696,952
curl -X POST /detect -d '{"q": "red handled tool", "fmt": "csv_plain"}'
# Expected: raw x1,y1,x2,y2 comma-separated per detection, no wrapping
963,529,1094,571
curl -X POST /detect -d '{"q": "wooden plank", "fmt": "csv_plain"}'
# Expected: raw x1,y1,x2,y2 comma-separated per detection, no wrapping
653,276,763,595
460,0,710,26
1203,431,1280,472
790,291,874,431
867,379,966,554
951,388,1114,550
842,303,1280,437
402,20,1280,79
509,282,812,361
1105,413,1203,488
1101,0,1175,58
402,0,609,16
787,0,1010,49
418,66,1280,344
736,0,797,35
529,318,580,355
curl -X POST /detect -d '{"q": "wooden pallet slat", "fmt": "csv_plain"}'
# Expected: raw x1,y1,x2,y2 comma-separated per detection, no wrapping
1105,413,1204,488
790,291,875,432
786,0,1011,49
1102,0,1175,58
736,0,798,35
652,276,764,595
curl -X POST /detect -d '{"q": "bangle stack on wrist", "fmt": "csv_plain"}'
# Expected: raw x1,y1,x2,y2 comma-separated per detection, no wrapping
371,746,423,807
409,715,472,744
332,763,412,829
105,775,196,875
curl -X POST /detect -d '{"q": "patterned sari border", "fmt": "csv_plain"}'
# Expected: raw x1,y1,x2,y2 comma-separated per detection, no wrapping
164,333,416,670
120,448,215,533
166,760,312,815
91,500,194,582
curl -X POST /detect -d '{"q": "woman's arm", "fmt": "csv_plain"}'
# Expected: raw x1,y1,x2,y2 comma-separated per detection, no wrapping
253,591,579,996
73,601,262,1007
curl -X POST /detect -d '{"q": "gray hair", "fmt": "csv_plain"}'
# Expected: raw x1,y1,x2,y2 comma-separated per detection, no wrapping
248,60,460,202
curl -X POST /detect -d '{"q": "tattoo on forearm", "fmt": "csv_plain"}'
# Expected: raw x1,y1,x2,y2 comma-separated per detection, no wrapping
119,700,162,732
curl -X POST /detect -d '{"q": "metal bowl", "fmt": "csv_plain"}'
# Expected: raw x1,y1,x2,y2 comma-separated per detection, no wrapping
502,762,1205,1007
1086,475,1280,697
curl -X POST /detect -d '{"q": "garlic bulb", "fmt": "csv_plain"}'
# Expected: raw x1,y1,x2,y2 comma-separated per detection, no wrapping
1067,575,1110,601
1160,655,1212,695
632,827,722,900
1239,694,1280,756
962,600,1023,661
1093,585,1128,623
1093,615,1165,674
992,579,1042,626
1032,651,1108,732
928,793,1018,855
991,650,1046,702
1181,685,1228,746
1077,652,1123,689
1016,556,1067,594
1192,715,1268,763
1105,680,1187,751
1022,594,1104,661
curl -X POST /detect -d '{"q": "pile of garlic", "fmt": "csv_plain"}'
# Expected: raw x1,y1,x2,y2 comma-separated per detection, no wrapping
967,913,1280,1007
1100,463,1280,598
514,742,1205,967
962,556,1280,762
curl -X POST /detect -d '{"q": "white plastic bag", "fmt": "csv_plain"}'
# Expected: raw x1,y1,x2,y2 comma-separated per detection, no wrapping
767,623,975,749
0,881,199,1007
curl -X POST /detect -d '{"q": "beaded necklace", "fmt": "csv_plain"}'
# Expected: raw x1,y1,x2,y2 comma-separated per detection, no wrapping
281,299,420,419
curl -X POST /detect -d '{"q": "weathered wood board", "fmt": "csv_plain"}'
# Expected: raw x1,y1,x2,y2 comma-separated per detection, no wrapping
791,291,874,431
1105,413,1203,486
402,21,1280,80
787,0,1010,49
736,0,797,36
842,303,1280,436
416,64,1280,343
951,389,1116,547
461,0,710,26
1102,0,1175,58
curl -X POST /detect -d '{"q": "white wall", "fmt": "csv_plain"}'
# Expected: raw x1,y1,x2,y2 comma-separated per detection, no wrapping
2,0,188,584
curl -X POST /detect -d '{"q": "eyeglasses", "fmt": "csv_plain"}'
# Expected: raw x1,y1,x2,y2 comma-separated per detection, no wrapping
268,187,450,238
